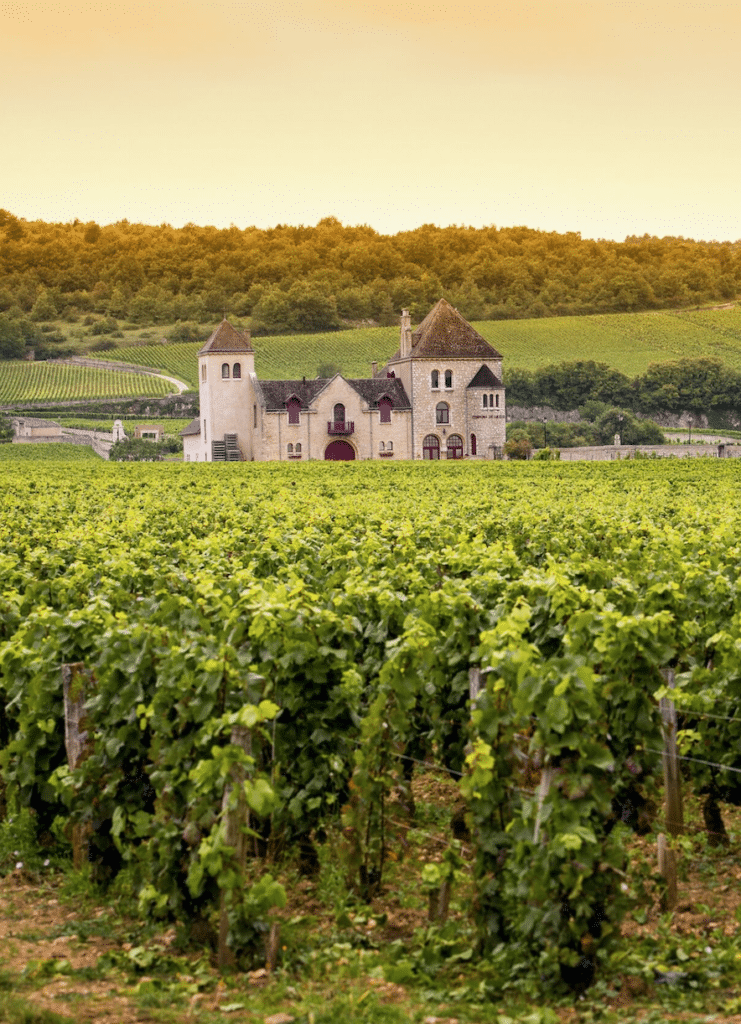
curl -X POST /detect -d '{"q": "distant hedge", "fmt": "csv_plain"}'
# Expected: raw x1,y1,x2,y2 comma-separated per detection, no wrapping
504,357,741,417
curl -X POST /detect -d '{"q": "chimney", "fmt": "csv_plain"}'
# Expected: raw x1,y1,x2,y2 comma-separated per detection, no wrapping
400,309,412,358
371,360,378,377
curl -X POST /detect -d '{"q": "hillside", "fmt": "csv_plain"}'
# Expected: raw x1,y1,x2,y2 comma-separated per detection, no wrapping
1,212,740,340
89,304,741,389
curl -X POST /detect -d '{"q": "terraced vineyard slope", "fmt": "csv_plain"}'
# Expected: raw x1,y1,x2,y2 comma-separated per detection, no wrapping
0,361,176,404
94,306,741,384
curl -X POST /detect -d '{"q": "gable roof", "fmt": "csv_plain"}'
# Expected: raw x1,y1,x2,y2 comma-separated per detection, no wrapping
257,375,411,412
181,417,201,436
387,298,502,362
345,377,411,410
467,364,503,389
259,378,330,411
198,319,253,355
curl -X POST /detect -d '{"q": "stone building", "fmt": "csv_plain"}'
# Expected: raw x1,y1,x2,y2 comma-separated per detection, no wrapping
182,298,505,462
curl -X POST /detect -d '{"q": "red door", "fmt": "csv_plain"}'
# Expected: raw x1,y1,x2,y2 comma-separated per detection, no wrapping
325,440,356,460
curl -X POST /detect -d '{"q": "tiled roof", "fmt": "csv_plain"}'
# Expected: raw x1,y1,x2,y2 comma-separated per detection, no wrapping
259,379,330,411
198,319,253,355
467,365,503,389
411,299,502,359
345,377,411,410
258,376,411,412
181,417,201,436
387,298,502,362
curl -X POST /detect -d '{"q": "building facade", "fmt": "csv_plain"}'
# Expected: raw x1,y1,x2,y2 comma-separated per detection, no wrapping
182,298,505,462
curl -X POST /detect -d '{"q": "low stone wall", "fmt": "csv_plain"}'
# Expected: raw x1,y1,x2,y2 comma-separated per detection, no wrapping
555,444,741,462
61,427,114,445
92,436,112,460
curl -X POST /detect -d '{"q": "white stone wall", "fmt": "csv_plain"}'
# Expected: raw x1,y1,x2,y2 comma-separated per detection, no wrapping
198,351,256,461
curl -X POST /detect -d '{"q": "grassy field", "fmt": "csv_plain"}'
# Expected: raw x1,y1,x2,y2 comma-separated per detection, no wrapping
0,362,176,404
88,305,741,386
0,443,102,462
53,415,193,436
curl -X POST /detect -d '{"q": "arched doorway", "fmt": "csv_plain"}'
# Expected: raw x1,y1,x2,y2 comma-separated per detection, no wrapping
447,434,463,459
325,440,356,461
423,434,440,460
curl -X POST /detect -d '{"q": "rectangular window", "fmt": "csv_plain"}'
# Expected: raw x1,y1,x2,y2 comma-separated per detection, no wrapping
253,404,257,428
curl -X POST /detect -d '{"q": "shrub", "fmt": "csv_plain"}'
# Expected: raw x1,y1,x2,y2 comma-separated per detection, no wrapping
504,436,532,460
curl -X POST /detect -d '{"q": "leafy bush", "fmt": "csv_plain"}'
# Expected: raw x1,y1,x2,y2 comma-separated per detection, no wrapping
504,435,533,460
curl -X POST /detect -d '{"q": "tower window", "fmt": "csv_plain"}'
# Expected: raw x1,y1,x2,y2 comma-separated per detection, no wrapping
222,363,230,379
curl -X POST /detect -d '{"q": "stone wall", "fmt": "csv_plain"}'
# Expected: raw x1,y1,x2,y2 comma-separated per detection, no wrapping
555,444,741,461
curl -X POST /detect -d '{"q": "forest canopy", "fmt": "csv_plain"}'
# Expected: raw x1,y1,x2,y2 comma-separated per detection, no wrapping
0,211,739,334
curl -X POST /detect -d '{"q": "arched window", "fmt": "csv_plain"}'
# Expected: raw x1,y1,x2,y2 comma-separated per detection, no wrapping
436,402,449,425
287,443,294,454
233,363,241,379
378,396,392,423
444,370,452,388
495,393,499,408
447,434,463,459
387,440,393,452
423,435,440,460
286,397,301,424
333,403,346,425
483,394,488,408
221,363,230,379
471,433,477,456
295,443,302,453
431,370,439,389
379,441,385,452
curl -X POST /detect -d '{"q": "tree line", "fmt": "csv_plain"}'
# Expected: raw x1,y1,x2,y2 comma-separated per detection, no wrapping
505,357,741,423
1,210,739,335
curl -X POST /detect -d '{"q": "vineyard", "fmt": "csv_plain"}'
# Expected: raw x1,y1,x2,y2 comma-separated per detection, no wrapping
3,459,741,1021
0,443,101,462
91,306,741,389
0,362,176,404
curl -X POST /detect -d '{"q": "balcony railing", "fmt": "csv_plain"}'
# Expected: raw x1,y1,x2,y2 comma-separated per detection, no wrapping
327,420,354,435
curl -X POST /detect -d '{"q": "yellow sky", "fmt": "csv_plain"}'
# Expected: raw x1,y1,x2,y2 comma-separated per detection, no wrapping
1,1,740,240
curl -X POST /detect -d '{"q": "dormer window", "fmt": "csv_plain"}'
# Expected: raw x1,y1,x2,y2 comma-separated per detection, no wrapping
444,370,453,388
233,363,241,379
222,363,230,379
378,396,392,423
431,370,439,389
286,397,301,424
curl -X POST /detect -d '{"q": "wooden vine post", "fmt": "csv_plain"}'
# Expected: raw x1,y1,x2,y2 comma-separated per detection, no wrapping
218,725,251,971
658,667,683,910
62,662,94,870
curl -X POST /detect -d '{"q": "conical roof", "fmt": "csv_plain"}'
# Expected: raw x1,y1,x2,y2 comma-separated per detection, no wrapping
410,298,501,359
198,319,253,355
